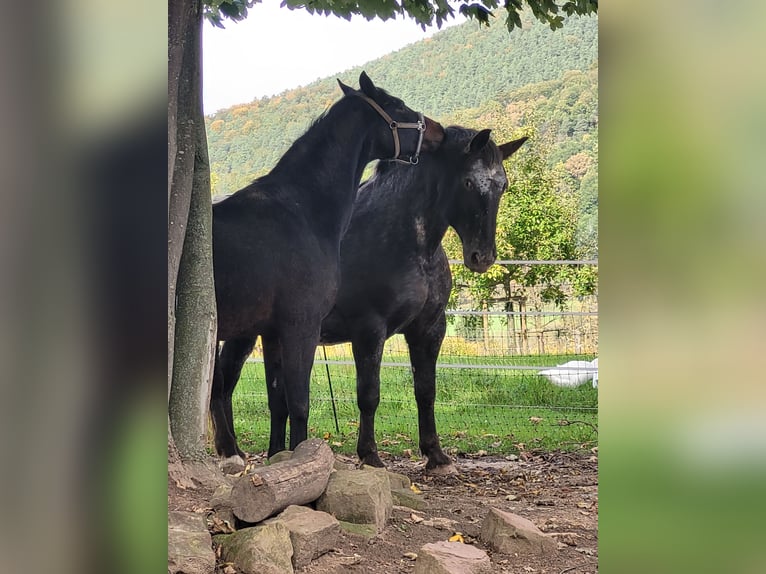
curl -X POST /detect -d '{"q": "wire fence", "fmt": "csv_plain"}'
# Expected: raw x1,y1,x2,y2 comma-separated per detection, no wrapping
230,260,598,458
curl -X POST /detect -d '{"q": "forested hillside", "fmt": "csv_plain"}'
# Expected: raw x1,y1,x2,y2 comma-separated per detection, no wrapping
205,10,597,256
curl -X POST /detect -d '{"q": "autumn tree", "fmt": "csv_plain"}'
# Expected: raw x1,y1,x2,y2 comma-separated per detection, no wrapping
168,0,598,465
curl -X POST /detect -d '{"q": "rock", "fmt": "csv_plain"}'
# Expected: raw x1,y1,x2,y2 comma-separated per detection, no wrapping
316,469,392,533
386,470,412,490
480,508,557,555
215,522,294,574
413,541,492,574
265,505,340,569
338,520,378,539
392,487,428,510
168,511,216,574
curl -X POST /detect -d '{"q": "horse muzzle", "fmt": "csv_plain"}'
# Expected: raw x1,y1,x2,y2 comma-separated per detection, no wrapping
465,247,496,273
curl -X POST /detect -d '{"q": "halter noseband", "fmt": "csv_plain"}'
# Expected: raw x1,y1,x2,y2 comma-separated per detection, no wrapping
358,94,426,165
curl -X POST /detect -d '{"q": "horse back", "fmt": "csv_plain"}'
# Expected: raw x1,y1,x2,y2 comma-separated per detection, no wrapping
213,192,340,341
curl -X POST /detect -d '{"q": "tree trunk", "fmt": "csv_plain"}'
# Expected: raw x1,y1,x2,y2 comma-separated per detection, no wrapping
227,439,336,523
168,0,216,461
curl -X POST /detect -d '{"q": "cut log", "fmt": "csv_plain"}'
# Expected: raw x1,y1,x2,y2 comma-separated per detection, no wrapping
230,439,335,523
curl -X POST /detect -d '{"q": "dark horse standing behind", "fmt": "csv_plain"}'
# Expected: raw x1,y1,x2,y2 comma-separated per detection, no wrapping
265,125,527,473
211,72,444,465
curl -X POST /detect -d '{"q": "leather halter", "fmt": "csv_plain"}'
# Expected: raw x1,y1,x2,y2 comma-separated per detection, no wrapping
357,94,426,165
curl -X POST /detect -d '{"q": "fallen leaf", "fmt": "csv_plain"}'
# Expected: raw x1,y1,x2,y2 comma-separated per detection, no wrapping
331,441,343,447
403,552,418,561
250,474,263,487
505,494,518,501
410,484,422,494
209,515,235,535
577,501,592,509
448,532,465,543
529,416,543,425
403,449,412,457
411,513,423,524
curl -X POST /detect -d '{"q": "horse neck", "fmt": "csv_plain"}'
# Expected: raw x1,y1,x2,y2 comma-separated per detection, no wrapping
384,160,453,256
268,98,374,241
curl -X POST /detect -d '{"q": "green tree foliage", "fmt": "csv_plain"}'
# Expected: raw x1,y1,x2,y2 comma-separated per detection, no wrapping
205,11,597,195
203,0,597,33
444,121,595,312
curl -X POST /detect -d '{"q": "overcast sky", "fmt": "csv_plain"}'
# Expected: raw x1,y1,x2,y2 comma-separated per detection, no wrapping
202,0,466,114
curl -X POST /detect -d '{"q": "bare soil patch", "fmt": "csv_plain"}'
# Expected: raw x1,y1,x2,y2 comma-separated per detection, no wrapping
169,449,598,573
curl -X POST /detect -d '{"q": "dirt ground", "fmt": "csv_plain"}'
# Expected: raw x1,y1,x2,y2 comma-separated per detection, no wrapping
169,449,598,574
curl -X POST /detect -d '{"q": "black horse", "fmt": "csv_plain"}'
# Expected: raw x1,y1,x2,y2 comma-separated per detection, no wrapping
317,127,526,473
210,72,444,465
259,126,526,473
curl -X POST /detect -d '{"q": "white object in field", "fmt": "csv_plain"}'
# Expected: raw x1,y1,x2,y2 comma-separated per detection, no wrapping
539,358,598,388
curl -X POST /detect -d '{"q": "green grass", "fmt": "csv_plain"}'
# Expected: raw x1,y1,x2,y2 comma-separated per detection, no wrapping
229,350,598,458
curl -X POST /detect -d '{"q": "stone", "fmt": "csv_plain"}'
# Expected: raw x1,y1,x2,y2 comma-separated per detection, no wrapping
265,505,340,569
391,487,428,510
316,469,392,533
168,511,216,574
413,541,492,574
338,520,378,539
386,470,412,490
215,522,294,574
480,508,557,555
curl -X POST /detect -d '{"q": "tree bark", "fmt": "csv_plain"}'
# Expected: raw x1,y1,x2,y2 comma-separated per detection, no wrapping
228,439,335,523
168,0,216,461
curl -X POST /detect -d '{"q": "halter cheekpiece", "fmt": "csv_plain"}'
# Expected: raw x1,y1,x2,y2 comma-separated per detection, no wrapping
357,94,425,165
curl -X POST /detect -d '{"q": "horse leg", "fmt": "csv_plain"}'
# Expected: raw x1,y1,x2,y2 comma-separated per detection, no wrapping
279,328,320,451
211,337,255,460
262,334,288,457
404,315,456,474
351,331,386,467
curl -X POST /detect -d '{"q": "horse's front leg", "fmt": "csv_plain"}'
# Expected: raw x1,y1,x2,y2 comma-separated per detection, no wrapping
351,331,386,467
405,316,456,474
262,334,288,457
211,337,256,461
279,327,321,450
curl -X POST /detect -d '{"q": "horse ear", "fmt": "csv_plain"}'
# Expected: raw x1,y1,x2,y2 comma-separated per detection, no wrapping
499,136,529,159
467,129,492,154
337,79,355,96
359,71,377,97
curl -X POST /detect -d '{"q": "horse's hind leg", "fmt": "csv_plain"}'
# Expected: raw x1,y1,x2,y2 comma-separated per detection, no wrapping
351,330,386,467
211,337,256,460
278,327,323,451
262,334,288,457
404,314,456,474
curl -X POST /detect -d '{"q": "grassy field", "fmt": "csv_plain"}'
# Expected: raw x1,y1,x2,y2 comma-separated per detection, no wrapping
229,346,598,459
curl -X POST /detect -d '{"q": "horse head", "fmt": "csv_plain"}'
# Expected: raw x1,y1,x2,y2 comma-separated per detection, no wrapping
449,129,528,273
337,71,444,164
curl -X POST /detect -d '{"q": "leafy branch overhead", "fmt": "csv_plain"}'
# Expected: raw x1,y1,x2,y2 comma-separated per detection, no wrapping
203,0,597,32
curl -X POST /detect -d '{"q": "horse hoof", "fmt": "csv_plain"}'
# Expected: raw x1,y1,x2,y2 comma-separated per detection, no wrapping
359,455,386,468
425,462,458,476
219,454,246,475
